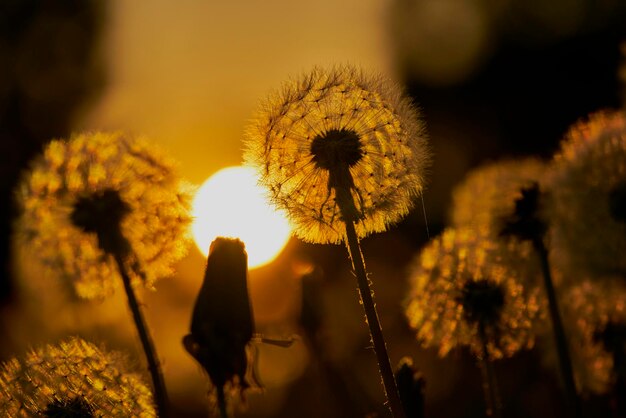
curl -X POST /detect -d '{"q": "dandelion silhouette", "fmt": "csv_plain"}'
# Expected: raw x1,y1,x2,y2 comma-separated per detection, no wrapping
0,337,156,417
406,228,541,417
245,65,430,418
16,131,193,417
184,237,257,418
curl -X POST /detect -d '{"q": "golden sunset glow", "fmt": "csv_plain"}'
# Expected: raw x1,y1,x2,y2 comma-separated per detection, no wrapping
192,166,291,269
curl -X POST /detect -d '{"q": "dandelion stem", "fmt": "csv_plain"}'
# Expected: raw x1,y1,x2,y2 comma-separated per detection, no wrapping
216,385,229,418
533,239,581,418
114,253,169,418
477,322,502,418
343,218,407,418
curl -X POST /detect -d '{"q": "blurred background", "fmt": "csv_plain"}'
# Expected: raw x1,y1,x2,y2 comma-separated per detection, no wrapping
1,0,625,417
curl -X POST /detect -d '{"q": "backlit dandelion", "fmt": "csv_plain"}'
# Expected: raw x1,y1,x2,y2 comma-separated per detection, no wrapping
405,228,540,360
547,110,626,278
16,131,192,300
244,65,429,245
16,131,191,416
245,65,429,418
406,228,540,417
0,337,155,417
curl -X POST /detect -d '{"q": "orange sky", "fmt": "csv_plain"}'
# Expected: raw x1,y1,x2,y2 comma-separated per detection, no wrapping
86,0,392,184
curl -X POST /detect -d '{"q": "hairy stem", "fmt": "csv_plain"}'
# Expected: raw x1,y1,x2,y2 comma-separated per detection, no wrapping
477,322,502,418
534,239,581,418
343,218,407,418
114,253,169,418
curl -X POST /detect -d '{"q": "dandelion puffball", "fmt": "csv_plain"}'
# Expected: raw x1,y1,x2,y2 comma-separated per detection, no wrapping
244,65,429,244
405,228,541,359
0,337,155,417
16,131,192,299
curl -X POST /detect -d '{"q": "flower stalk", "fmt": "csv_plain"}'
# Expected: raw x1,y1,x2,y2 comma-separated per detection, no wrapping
114,252,169,418
501,184,580,418
477,321,502,418
338,185,406,418
533,239,582,418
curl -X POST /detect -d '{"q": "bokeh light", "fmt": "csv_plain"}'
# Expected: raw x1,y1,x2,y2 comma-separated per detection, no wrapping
191,166,291,269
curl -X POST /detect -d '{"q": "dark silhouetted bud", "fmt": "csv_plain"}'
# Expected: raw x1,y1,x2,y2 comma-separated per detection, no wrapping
183,237,255,393
395,357,426,418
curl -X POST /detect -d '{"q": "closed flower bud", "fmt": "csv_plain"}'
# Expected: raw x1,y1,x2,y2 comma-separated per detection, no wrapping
183,237,256,405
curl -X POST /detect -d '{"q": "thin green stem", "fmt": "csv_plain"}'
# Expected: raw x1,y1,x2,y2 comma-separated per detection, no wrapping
477,322,502,418
114,253,169,418
533,239,581,418
343,219,407,418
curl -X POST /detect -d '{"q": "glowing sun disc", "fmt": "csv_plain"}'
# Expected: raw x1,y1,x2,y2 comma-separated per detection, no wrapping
192,166,291,269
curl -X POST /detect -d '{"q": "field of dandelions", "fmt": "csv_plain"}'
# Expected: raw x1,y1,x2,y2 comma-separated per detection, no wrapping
2,3,626,418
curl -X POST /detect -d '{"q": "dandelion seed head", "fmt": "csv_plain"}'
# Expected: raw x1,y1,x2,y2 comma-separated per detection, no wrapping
547,110,626,277
0,337,155,417
405,228,541,359
16,131,193,299
244,65,429,244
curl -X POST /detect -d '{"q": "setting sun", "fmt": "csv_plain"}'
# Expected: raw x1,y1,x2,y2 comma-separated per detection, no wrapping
191,166,291,269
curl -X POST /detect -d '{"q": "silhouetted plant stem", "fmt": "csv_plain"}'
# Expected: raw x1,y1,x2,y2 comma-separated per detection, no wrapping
343,218,407,418
216,385,229,418
477,322,502,418
533,239,581,418
114,253,169,418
